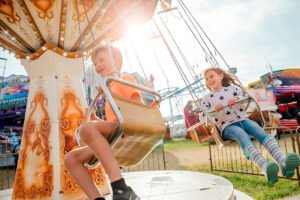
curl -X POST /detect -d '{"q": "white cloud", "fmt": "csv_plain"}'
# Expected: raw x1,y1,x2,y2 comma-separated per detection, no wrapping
193,0,286,40
179,0,298,85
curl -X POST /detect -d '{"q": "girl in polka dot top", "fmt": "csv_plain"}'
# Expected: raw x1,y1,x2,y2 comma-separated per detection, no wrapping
201,66,300,184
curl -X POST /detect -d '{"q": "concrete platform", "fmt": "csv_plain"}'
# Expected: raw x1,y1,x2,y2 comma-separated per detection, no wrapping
0,170,253,200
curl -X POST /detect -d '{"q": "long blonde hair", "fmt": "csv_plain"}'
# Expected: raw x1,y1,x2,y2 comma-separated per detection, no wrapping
204,66,240,91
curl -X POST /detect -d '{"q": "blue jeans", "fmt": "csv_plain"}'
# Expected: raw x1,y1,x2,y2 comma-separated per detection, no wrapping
223,119,271,158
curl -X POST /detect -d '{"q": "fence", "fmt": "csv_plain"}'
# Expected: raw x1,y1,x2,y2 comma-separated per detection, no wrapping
0,143,166,190
122,144,167,172
0,152,17,190
209,127,300,185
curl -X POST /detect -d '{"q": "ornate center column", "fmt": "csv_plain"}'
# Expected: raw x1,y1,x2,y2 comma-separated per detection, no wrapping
12,46,109,200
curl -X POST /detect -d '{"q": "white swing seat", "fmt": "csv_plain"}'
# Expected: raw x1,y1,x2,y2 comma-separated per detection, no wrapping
76,77,165,168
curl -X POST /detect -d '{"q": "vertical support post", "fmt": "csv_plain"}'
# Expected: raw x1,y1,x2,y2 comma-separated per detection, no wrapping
208,142,213,171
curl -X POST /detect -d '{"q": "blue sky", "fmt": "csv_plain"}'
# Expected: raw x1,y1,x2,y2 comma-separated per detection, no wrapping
0,0,299,87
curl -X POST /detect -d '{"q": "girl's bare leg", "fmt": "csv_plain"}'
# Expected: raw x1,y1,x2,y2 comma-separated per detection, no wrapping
64,146,101,199
79,120,122,182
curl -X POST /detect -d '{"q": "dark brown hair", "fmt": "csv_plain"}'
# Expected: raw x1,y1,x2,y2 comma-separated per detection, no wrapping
204,66,240,90
91,45,123,70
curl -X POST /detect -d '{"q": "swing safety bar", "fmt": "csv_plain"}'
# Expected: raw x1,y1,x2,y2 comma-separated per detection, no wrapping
211,96,265,121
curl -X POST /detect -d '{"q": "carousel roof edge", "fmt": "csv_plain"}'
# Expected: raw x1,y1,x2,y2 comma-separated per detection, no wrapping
16,43,83,60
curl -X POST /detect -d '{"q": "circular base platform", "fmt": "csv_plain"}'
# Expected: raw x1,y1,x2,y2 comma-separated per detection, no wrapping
0,170,252,200
113,170,248,200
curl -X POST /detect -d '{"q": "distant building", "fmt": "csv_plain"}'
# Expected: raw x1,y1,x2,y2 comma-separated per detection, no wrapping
0,74,29,129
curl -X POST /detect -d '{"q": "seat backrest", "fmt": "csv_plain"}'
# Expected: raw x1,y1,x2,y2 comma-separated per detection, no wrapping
209,123,232,147
188,122,213,143
249,109,264,126
249,108,280,129
112,94,165,137
111,94,165,166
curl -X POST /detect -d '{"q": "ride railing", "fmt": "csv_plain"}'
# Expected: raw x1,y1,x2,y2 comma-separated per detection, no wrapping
0,152,18,190
0,139,19,152
122,143,167,172
0,143,166,190
208,127,300,185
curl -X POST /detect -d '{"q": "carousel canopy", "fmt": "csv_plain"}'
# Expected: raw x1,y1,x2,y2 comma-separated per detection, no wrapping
0,0,158,57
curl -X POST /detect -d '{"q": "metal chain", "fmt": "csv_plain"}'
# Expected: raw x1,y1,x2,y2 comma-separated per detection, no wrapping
74,0,89,102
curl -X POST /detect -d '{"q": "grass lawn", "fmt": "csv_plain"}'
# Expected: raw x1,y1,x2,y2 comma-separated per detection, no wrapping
163,138,208,151
183,164,300,200
213,171,300,200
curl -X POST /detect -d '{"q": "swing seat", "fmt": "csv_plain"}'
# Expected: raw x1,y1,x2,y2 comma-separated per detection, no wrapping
76,77,165,168
188,122,232,146
187,122,213,143
109,93,165,166
249,109,280,128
